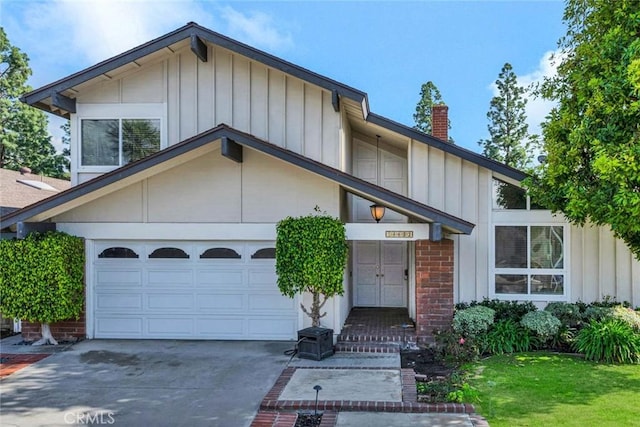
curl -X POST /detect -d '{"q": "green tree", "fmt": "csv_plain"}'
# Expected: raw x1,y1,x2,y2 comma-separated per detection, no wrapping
413,81,453,142
275,208,348,327
527,0,640,259
0,27,68,178
479,63,538,170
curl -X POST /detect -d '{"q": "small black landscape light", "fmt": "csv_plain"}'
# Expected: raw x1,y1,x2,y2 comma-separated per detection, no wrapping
313,385,322,416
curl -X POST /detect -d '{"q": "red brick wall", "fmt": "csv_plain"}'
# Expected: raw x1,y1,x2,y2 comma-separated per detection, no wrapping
21,308,86,342
415,238,454,344
431,105,449,141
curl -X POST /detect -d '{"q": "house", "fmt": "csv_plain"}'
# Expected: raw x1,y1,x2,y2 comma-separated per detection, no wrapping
3,22,639,343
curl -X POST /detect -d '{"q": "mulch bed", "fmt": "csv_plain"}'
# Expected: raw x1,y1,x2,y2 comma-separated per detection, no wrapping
400,347,455,379
0,354,50,379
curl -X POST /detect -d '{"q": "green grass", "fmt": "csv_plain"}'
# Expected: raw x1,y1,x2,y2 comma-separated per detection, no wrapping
467,352,640,427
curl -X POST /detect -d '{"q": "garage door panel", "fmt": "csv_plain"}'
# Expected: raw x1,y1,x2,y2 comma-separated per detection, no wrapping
97,270,142,287
196,317,245,336
147,293,194,310
248,294,295,311
248,317,297,338
197,293,245,310
96,293,143,310
96,317,143,336
147,269,193,286
94,241,297,340
197,270,245,287
147,317,194,335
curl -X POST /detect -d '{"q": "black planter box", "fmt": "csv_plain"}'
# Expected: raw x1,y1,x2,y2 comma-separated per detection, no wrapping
297,327,334,360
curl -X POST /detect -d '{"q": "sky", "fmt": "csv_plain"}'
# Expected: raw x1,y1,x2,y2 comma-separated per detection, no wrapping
2,0,567,153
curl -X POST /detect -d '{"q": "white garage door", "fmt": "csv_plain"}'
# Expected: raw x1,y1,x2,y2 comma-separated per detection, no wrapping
92,241,297,340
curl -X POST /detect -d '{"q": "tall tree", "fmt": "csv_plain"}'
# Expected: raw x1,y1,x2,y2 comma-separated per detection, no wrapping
0,27,67,178
527,0,640,259
413,81,453,142
478,63,538,170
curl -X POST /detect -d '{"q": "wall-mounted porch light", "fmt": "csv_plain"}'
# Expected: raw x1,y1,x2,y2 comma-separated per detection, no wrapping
370,204,386,223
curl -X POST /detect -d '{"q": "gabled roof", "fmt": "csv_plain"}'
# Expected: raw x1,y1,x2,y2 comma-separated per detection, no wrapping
21,22,369,120
0,168,71,217
0,124,474,235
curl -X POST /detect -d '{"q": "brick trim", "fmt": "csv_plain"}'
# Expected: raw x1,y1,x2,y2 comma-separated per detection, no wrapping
20,306,86,342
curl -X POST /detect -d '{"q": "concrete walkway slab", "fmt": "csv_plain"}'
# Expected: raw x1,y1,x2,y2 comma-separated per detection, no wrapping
288,352,399,368
279,368,402,402
336,412,475,427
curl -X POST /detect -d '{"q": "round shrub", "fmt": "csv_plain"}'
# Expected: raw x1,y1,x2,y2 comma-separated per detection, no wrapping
612,306,640,331
545,302,582,328
584,306,614,322
453,306,495,338
521,310,561,340
574,319,640,364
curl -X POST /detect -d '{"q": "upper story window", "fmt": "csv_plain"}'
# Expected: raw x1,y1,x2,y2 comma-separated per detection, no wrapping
81,118,161,167
492,178,545,210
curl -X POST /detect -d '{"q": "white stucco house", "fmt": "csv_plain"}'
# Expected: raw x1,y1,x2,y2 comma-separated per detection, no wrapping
4,23,639,343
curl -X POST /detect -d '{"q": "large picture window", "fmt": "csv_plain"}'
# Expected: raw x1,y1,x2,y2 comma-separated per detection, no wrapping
493,225,566,297
81,118,161,166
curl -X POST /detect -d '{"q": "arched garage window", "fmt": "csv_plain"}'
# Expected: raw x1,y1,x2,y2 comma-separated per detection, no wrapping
98,247,139,258
200,248,241,259
149,247,189,259
251,248,276,259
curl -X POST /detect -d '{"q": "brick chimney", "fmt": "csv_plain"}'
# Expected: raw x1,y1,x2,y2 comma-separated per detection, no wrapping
431,104,449,141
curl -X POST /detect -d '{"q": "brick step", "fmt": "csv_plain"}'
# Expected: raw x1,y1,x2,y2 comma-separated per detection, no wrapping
334,341,403,353
337,332,416,343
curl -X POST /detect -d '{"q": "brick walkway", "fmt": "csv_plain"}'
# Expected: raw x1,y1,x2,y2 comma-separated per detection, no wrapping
0,354,50,379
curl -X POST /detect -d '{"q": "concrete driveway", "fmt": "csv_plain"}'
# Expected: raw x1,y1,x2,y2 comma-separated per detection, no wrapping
0,339,292,427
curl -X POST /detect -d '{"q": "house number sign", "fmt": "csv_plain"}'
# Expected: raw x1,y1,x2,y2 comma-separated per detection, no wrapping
385,230,413,238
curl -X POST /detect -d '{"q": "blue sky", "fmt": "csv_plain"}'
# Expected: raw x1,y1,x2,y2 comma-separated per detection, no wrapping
3,0,566,153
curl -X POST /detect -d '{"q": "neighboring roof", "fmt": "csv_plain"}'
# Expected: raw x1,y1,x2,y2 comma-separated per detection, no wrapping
21,22,369,120
0,168,70,217
0,124,474,235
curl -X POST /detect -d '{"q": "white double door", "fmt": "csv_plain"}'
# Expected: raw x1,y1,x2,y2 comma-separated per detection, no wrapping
354,241,407,307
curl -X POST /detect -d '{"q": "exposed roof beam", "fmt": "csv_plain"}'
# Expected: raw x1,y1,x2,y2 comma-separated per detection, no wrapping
332,90,340,112
190,34,208,62
51,92,76,114
221,137,243,163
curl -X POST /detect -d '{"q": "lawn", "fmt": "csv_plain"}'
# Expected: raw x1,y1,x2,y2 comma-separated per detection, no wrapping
467,352,640,427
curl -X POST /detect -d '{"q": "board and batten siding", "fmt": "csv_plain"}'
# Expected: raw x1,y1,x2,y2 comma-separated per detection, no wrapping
409,140,492,304
53,145,340,224
73,44,343,185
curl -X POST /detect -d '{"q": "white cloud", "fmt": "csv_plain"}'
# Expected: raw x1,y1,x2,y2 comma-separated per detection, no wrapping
220,6,293,52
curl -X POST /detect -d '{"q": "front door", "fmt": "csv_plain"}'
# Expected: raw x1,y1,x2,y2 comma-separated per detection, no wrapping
354,241,407,307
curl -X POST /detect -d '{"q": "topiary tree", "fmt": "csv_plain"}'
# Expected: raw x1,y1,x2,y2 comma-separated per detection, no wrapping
275,209,348,327
0,231,84,345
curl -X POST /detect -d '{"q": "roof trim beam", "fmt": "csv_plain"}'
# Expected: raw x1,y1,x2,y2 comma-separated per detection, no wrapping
51,92,76,114
332,90,340,112
190,34,208,62
221,136,243,163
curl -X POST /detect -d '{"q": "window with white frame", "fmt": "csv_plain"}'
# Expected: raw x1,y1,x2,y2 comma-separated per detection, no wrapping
493,225,566,297
491,177,568,299
81,118,161,167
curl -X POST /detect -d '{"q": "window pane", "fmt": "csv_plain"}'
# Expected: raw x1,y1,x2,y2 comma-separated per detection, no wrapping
495,226,528,268
531,275,564,295
122,119,160,164
492,178,526,209
81,119,119,166
530,226,564,269
495,274,527,294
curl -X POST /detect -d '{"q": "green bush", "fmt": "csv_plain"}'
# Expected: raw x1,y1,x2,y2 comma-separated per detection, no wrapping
574,319,640,364
612,306,640,331
483,319,535,354
584,306,614,322
453,305,495,338
545,302,582,328
456,298,536,322
521,310,562,341
0,231,84,323
433,329,481,365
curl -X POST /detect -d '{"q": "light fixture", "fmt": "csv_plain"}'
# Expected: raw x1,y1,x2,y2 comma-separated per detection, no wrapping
370,204,385,223
369,135,386,223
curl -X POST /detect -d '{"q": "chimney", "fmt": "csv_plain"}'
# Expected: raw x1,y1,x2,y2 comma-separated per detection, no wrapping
431,104,449,141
